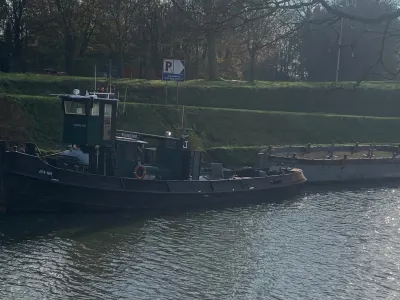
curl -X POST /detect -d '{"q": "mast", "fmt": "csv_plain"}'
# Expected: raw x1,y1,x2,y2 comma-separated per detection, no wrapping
181,105,185,129
109,60,112,93
124,86,127,114
94,65,97,94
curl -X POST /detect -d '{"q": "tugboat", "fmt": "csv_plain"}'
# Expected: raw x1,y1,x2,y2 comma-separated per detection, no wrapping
0,89,306,212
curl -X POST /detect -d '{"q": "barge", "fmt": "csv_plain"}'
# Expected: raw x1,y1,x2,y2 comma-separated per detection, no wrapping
260,144,400,183
0,89,306,212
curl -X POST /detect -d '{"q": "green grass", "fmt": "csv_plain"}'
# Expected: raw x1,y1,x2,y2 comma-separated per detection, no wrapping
2,90,400,166
3,72,400,89
3,93,400,150
2,73,400,117
2,72,400,166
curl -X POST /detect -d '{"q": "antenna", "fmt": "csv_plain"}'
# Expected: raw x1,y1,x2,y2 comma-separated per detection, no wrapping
94,64,97,94
124,86,128,114
181,105,185,129
109,60,112,93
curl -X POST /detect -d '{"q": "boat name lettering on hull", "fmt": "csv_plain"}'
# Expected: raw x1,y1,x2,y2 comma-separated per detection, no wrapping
120,133,139,140
39,170,53,176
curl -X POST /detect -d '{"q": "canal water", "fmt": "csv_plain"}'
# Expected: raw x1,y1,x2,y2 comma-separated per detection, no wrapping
1,183,400,300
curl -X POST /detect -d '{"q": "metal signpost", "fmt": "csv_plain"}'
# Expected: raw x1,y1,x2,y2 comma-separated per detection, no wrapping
162,59,185,105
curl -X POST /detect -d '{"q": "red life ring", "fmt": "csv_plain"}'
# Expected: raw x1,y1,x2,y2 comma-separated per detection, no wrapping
134,165,147,179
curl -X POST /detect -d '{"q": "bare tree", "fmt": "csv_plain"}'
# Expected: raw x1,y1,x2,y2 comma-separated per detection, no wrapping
28,0,100,74
97,0,143,77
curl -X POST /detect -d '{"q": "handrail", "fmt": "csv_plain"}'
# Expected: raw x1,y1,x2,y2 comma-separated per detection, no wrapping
116,130,181,141
263,144,400,155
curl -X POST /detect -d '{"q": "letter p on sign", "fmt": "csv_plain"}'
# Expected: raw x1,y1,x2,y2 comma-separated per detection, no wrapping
165,60,173,73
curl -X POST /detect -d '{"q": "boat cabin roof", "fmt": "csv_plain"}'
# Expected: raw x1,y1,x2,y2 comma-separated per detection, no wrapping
60,94,119,102
56,90,119,102
89,92,118,100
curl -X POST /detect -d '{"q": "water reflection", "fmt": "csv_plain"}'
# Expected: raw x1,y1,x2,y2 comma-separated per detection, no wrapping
1,183,400,299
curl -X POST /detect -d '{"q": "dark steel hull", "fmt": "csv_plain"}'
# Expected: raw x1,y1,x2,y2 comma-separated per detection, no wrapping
5,174,305,212
1,151,307,213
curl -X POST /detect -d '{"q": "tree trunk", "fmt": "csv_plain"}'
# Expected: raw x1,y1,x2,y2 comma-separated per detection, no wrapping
249,51,257,82
13,24,23,72
119,51,124,78
207,32,218,80
64,41,76,75
64,54,74,75
194,42,199,79
203,0,218,80
120,54,124,78
1,22,12,72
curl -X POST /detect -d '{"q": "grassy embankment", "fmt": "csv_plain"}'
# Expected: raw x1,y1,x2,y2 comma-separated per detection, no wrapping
2,73,400,166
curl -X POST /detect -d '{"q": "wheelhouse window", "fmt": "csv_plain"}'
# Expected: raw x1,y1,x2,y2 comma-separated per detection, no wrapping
91,102,100,116
64,101,86,115
103,104,112,140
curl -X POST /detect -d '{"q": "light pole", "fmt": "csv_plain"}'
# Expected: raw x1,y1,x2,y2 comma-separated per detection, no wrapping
336,17,344,82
